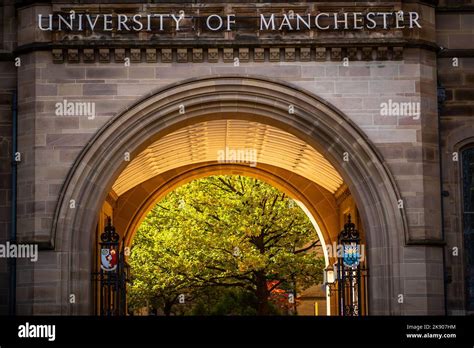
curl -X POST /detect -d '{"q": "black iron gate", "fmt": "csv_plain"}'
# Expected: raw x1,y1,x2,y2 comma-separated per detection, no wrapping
336,214,368,316
326,214,368,316
93,217,129,316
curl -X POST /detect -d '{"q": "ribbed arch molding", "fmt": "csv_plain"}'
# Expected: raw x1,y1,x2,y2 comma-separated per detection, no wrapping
113,119,343,196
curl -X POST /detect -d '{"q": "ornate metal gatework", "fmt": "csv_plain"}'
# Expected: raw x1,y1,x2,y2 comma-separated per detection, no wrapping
336,215,367,316
93,217,130,316
326,214,368,316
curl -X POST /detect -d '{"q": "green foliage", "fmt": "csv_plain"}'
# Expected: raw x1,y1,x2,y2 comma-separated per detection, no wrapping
128,175,324,315
190,287,258,315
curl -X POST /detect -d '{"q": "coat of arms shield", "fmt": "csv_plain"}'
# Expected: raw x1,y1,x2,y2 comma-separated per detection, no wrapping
342,243,360,268
101,248,118,271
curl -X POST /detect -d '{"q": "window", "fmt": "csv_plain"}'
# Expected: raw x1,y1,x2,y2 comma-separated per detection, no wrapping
462,147,474,311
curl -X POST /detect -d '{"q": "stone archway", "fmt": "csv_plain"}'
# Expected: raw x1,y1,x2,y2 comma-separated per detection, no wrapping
51,75,408,315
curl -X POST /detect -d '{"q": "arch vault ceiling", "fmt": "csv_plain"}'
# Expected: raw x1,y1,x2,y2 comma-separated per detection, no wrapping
112,119,343,196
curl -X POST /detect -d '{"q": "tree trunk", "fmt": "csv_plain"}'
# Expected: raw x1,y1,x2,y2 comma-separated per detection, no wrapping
163,301,173,316
255,272,270,315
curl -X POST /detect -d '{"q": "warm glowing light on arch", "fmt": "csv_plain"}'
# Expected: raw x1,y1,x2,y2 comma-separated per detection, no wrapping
113,119,343,196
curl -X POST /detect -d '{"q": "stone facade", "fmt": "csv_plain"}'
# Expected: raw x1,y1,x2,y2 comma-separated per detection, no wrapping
0,0,472,316
436,4,474,315
0,0,16,315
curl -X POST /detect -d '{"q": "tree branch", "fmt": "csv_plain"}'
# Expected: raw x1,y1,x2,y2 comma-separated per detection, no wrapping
294,240,321,254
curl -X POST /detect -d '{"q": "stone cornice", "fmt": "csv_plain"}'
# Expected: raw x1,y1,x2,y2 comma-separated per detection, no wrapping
48,45,408,63
13,37,439,63
19,37,436,50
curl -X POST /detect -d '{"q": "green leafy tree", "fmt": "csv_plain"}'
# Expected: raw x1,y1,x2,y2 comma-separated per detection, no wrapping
128,175,324,315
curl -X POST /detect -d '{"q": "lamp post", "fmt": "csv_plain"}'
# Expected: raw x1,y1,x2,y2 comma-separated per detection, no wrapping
325,266,335,285
324,263,337,295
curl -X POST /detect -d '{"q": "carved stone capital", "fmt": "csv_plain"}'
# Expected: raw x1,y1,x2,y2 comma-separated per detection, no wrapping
285,48,295,62
300,47,311,62
362,47,373,61
254,48,265,62
223,48,234,63
177,48,188,63
269,48,280,62
330,48,342,61
52,49,63,64
347,47,358,61
130,49,141,63
99,48,110,63
192,48,203,63
114,49,125,63
315,47,326,61
146,49,157,63
83,48,94,63
67,49,79,63
208,48,219,63
161,49,172,63
239,48,249,62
